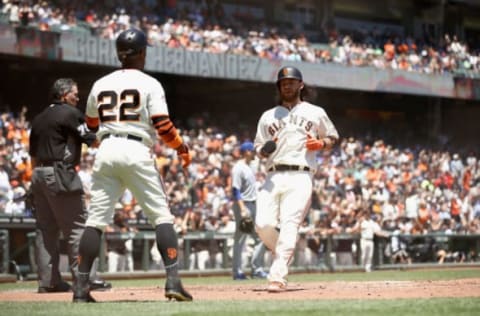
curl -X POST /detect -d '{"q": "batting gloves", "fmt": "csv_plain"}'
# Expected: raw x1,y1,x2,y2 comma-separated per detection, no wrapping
260,140,277,157
306,134,325,151
176,143,191,168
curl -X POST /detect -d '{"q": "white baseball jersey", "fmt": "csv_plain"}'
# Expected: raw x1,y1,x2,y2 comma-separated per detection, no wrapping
85,69,174,229
360,218,381,272
254,101,339,172
254,101,338,286
86,69,169,148
361,219,381,240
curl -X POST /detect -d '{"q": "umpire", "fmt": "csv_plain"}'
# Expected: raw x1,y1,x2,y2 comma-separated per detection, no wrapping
29,78,109,292
231,141,267,280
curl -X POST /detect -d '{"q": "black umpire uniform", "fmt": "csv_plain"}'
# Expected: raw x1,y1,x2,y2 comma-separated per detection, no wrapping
29,78,108,292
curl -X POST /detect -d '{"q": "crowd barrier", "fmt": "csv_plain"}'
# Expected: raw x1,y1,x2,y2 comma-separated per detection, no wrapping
0,230,8,273
17,230,480,275
100,231,231,271
1,212,478,277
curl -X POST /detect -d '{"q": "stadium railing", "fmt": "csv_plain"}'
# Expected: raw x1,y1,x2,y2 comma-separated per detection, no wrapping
0,229,9,273
24,230,232,272
3,216,478,276
101,231,230,271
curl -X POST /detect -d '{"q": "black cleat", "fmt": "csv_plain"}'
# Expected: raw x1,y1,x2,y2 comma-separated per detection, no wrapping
38,280,72,293
73,272,96,303
73,281,96,303
165,278,193,302
73,291,96,303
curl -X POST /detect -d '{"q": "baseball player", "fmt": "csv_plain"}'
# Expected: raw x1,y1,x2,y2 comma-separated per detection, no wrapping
73,28,192,302
254,66,339,292
231,141,267,280
351,210,390,272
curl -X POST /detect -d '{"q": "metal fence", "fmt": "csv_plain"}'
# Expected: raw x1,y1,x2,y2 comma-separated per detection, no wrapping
0,229,8,273
20,230,480,275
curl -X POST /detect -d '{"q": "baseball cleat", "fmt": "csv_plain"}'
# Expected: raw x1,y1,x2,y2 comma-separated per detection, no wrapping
72,271,96,303
251,270,268,279
267,281,287,293
233,272,248,280
73,292,96,303
38,280,72,293
90,279,112,291
73,282,96,303
165,278,193,302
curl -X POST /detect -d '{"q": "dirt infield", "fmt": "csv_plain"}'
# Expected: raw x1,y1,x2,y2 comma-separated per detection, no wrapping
0,278,479,302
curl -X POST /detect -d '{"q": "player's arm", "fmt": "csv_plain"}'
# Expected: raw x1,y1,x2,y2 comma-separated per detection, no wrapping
77,117,97,146
151,114,191,167
85,116,99,133
374,223,391,238
306,112,339,151
306,134,337,151
232,187,248,217
231,168,248,217
348,221,360,234
320,113,340,149
85,91,100,132
65,108,97,146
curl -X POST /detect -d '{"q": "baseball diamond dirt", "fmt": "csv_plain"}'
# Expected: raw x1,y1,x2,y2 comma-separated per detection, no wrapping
0,278,479,302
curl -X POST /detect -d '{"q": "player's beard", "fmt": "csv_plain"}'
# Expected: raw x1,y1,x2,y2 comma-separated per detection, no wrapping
280,88,301,104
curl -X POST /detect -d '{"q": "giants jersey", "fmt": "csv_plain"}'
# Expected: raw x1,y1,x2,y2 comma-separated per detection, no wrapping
86,69,169,147
254,101,339,172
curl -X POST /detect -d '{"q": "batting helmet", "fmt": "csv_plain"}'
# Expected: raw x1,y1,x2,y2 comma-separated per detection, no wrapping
116,28,148,58
277,66,303,83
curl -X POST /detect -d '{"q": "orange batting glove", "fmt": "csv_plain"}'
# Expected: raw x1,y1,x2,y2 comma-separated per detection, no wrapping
176,143,192,168
306,134,325,151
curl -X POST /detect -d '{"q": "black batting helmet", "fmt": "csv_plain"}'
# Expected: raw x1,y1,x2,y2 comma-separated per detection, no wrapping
277,66,303,83
116,28,148,58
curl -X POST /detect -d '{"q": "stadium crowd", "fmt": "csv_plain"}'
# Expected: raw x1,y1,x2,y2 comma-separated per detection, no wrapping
1,0,480,270
1,0,479,76
0,104,479,269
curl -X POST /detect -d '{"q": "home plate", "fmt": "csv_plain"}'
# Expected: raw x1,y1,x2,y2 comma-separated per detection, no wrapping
252,285,305,292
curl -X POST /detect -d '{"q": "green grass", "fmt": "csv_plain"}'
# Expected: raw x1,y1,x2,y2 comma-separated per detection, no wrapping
0,268,479,316
0,298,478,316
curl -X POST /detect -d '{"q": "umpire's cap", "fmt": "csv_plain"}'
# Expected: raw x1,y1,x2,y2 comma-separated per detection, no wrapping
116,28,149,58
277,66,303,83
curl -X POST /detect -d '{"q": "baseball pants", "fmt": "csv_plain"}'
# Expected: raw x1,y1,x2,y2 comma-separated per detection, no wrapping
256,171,312,284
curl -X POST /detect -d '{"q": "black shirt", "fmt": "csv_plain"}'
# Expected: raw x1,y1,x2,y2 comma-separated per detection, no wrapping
29,102,91,166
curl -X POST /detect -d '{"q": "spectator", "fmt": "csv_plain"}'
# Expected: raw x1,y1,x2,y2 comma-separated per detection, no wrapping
0,163,12,211
203,213,224,269
105,205,136,272
384,219,411,264
2,1,480,75
3,179,25,216
331,213,355,267
2,0,20,27
18,2,33,27
182,207,209,270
